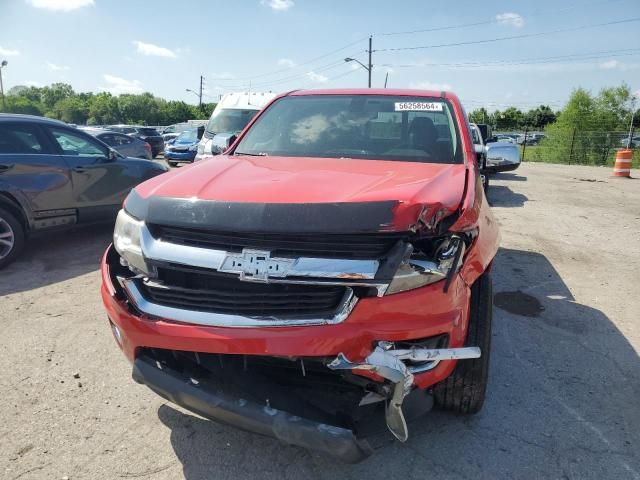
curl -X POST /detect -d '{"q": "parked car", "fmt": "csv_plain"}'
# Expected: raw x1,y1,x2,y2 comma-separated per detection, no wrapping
516,132,545,145
164,129,199,166
195,91,276,161
494,134,516,143
80,127,152,160
162,121,208,143
101,89,500,462
106,125,165,158
0,114,168,268
619,135,640,148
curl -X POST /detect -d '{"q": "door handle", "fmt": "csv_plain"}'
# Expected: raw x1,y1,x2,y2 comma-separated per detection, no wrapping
0,163,15,172
73,167,88,173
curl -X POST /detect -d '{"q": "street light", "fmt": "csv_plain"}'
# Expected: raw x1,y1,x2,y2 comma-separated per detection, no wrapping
344,57,371,88
344,36,373,88
0,60,7,111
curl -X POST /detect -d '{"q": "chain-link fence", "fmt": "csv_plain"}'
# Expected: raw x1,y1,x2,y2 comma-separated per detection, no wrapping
496,129,639,168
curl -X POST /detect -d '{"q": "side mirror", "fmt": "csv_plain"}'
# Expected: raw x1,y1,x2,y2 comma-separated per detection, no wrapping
211,133,237,154
108,149,119,161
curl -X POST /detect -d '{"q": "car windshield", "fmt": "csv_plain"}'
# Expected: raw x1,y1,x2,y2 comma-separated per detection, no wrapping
137,128,160,136
176,129,198,142
205,109,259,135
234,95,463,164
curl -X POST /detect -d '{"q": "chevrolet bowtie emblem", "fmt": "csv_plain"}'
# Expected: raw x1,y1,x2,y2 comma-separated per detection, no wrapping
218,249,295,283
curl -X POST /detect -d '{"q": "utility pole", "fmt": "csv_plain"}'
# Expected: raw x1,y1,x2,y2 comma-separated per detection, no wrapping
384,72,389,88
627,96,637,149
0,60,7,111
367,36,372,88
198,75,204,110
344,36,373,88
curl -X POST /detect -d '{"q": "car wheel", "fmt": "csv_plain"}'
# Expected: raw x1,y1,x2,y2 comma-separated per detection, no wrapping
0,206,26,270
168,161,178,168
433,271,492,414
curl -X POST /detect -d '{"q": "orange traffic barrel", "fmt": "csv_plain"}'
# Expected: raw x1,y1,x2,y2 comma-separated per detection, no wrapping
612,149,633,178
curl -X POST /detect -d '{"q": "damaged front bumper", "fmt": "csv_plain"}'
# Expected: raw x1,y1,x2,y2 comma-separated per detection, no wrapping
132,355,373,463
329,344,480,442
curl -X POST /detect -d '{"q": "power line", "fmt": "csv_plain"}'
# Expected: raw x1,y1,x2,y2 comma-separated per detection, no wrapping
214,37,369,82
375,0,626,36
211,52,366,90
379,48,640,69
376,17,640,52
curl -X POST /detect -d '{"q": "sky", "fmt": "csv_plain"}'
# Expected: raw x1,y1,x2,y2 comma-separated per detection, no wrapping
1,0,639,112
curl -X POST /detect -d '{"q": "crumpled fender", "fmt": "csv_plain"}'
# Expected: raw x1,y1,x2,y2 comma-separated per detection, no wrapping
451,162,500,287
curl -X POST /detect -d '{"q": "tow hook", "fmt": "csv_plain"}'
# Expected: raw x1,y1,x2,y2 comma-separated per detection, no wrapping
328,344,481,442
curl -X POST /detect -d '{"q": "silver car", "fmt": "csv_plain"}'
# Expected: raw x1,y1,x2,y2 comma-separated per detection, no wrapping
81,128,152,159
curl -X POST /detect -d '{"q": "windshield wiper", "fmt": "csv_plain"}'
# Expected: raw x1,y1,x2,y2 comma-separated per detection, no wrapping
234,151,268,156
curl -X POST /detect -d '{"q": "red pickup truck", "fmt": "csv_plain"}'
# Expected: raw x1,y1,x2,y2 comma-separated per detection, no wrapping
101,89,500,462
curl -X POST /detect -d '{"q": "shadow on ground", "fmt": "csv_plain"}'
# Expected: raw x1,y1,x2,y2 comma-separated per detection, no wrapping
487,185,528,208
156,247,640,479
0,224,112,296
492,172,527,182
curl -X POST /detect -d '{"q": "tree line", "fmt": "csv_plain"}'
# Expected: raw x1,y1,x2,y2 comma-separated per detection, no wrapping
1,83,216,126
469,84,639,166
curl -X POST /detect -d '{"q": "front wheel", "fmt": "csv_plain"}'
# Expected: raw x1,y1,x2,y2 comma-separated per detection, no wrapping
168,161,178,168
0,206,26,270
433,271,492,414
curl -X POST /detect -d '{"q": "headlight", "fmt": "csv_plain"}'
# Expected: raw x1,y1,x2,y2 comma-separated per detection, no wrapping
113,209,149,275
386,236,465,295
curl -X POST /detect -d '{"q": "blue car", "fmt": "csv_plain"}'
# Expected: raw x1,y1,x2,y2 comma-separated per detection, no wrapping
164,129,199,167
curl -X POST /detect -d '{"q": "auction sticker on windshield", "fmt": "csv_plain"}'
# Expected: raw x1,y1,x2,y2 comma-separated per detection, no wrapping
395,102,443,112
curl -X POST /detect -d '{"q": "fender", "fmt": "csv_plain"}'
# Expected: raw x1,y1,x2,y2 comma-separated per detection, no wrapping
0,186,34,230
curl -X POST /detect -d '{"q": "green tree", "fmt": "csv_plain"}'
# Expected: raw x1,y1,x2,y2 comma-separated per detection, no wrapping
49,96,89,124
41,83,75,111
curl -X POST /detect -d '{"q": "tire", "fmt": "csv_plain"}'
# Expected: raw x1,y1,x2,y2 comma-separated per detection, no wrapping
483,173,490,194
0,206,26,270
434,271,492,414
168,161,178,168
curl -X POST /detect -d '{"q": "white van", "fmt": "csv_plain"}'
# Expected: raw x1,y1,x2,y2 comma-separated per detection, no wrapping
195,91,276,161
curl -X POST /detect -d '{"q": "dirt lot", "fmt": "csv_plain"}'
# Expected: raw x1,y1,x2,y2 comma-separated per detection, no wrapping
1,162,639,480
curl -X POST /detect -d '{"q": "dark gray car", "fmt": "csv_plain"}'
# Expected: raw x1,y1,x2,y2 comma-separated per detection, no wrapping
0,114,168,268
81,127,153,160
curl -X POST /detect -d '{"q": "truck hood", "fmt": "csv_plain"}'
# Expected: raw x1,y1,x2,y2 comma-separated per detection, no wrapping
131,155,468,233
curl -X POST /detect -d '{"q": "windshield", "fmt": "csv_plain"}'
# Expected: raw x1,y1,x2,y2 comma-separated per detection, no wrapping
176,129,198,142
234,95,463,164
205,109,259,135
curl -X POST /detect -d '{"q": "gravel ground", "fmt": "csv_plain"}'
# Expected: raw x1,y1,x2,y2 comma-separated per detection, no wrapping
1,162,639,480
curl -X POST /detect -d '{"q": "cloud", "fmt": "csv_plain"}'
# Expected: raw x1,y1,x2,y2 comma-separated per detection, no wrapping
209,72,235,79
599,59,619,70
261,0,294,11
0,46,20,56
409,81,453,91
133,41,177,58
496,12,524,28
277,58,296,68
25,81,42,87
47,62,69,71
27,0,94,11
100,74,143,95
306,71,328,83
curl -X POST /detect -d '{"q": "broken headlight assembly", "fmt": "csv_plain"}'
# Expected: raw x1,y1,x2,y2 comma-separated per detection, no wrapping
113,209,149,275
386,235,466,295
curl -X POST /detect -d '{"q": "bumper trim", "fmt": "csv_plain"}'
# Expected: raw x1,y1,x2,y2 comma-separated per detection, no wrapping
132,357,373,463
